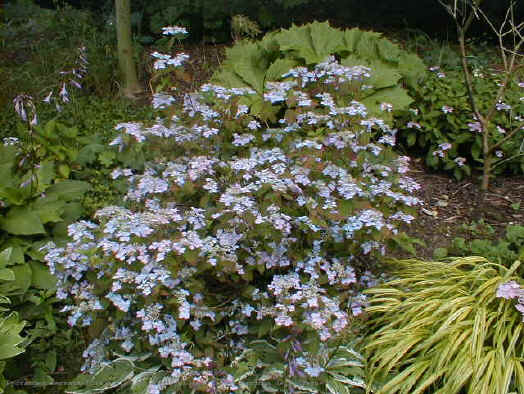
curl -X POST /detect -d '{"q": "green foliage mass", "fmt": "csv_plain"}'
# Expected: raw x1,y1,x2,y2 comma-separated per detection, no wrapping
212,21,426,120
395,67,524,179
364,257,524,394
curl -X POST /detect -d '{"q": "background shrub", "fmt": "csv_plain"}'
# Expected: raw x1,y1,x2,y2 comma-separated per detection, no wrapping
395,67,524,179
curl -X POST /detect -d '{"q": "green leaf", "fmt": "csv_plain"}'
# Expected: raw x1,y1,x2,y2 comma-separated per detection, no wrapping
32,196,66,224
0,269,14,281
75,143,106,165
433,248,448,260
0,264,32,295
35,161,56,193
45,180,91,202
308,21,344,62
0,249,13,268
0,313,25,360
273,23,318,64
29,261,56,290
342,28,363,52
0,207,46,235
266,58,299,81
362,85,414,115
407,132,417,147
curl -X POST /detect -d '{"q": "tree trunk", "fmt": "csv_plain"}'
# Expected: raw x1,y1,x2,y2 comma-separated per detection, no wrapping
115,0,141,98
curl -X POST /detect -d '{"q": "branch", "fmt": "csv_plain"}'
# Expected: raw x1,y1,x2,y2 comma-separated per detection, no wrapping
489,123,524,153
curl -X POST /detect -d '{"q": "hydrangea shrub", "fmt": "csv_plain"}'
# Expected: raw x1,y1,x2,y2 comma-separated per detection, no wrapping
43,48,422,392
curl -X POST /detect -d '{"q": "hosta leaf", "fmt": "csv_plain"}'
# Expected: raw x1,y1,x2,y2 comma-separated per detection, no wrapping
0,312,25,360
35,160,56,193
29,261,56,290
0,207,46,235
32,196,66,224
0,264,32,295
0,268,14,281
45,180,91,202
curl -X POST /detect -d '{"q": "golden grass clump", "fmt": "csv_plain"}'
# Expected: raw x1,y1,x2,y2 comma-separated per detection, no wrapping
364,256,523,394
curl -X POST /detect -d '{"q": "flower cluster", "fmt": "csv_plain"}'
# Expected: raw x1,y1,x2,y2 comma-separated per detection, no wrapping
44,53,421,392
496,281,524,322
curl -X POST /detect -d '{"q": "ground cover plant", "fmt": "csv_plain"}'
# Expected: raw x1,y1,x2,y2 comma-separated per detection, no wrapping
395,66,523,181
364,256,524,394
41,25,426,391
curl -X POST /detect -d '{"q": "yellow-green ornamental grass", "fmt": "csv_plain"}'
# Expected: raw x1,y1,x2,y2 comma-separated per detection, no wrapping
364,257,523,394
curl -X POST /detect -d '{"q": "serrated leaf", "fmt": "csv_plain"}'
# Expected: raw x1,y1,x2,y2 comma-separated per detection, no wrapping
273,24,318,64
266,58,299,81
342,28,364,52
309,21,344,61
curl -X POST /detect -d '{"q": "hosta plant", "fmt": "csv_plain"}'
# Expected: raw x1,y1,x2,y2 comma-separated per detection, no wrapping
212,21,427,121
364,256,524,394
44,49,422,393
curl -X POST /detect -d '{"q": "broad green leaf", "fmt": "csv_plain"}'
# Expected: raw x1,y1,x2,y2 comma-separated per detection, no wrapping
0,268,14,281
32,197,66,224
93,359,135,390
0,207,46,235
0,264,32,295
29,261,56,290
398,52,427,88
273,23,318,64
376,38,402,63
0,249,13,268
309,21,344,61
362,86,414,115
35,160,56,193
266,58,299,81
355,30,381,61
342,28,364,52
0,313,25,360
45,180,91,202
